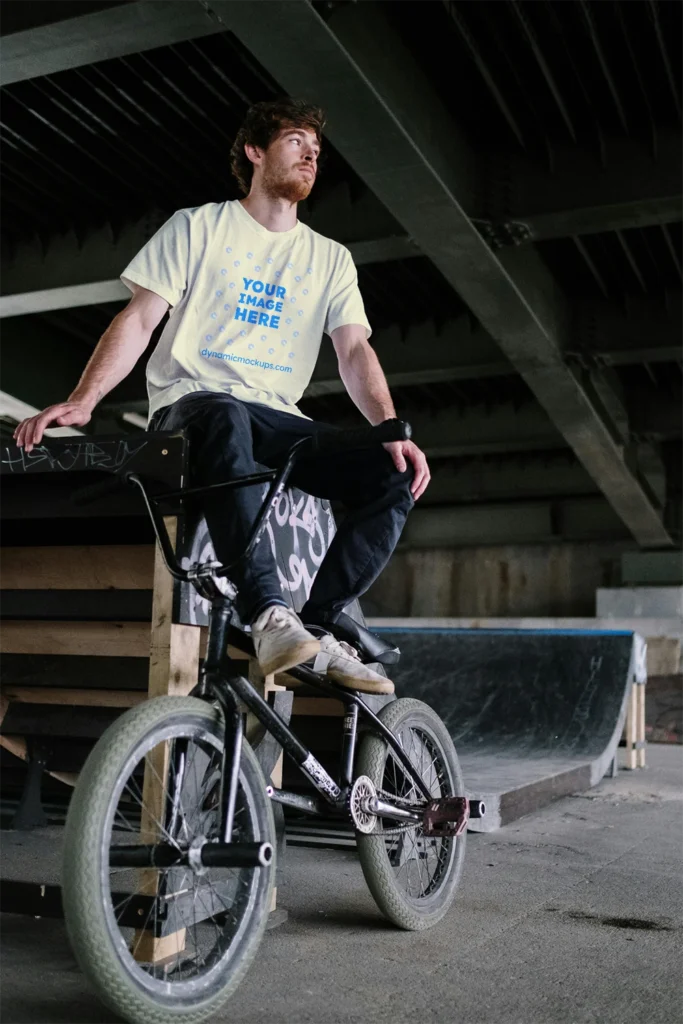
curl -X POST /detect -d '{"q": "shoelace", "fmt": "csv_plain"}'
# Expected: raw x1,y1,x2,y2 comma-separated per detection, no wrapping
323,635,361,662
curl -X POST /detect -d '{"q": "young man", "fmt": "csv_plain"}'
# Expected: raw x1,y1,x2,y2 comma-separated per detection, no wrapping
14,99,430,693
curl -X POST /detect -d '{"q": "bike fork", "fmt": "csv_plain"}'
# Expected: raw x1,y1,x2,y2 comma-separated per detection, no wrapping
219,704,243,843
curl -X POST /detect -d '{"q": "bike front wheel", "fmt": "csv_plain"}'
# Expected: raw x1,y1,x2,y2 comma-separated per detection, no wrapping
355,697,466,931
62,696,275,1024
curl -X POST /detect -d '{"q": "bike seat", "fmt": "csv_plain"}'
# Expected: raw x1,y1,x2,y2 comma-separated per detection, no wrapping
305,611,400,666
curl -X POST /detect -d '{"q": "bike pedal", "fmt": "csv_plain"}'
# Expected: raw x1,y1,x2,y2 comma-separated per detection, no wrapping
422,796,469,837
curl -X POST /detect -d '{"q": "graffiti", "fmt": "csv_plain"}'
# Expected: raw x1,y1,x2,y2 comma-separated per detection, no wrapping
0,439,149,474
265,487,335,601
178,486,336,626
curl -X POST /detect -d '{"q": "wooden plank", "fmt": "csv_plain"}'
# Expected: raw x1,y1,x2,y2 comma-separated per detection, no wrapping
0,546,154,590
291,697,345,717
0,621,152,658
624,682,638,770
2,703,120,738
0,735,79,787
1,687,144,708
135,517,199,961
148,519,201,699
637,684,647,769
0,654,149,691
0,589,153,621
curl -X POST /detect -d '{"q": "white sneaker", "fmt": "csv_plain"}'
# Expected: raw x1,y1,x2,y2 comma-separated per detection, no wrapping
251,605,321,677
313,634,395,695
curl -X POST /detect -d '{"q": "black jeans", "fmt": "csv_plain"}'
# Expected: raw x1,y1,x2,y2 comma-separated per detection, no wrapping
152,392,414,625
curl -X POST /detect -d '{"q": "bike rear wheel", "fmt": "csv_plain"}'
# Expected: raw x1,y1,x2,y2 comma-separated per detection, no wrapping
62,696,275,1024
355,697,466,930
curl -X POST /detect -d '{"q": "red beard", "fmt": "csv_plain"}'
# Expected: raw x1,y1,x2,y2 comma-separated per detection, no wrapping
262,166,314,203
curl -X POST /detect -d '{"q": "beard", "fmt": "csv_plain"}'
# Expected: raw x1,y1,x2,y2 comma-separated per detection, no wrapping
261,164,314,203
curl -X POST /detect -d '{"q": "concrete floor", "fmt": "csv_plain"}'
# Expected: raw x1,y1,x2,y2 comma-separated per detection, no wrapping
1,744,682,1024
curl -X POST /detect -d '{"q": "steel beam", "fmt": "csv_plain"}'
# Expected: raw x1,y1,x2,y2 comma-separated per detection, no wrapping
481,132,682,241
0,1,223,87
211,0,671,546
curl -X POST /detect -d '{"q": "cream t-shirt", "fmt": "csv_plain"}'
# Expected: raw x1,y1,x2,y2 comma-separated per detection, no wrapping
121,200,371,419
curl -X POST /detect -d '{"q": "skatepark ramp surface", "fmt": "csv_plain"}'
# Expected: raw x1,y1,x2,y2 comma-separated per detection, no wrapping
375,626,646,831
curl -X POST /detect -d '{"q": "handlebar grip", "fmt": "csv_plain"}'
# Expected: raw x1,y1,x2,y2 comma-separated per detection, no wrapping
71,472,131,506
310,419,412,456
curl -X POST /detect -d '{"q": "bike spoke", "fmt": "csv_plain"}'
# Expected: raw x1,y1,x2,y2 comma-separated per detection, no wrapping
381,724,456,900
99,722,265,989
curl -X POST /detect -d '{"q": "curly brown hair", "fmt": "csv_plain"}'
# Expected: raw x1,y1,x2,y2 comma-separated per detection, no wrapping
230,98,326,195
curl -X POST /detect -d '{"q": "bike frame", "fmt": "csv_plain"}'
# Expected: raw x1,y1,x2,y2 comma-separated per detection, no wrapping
123,448,432,845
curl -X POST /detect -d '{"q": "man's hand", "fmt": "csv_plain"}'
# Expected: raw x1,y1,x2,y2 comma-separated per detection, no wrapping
383,439,430,500
13,399,94,453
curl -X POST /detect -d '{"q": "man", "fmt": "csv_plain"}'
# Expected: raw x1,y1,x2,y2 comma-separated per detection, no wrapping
14,99,430,694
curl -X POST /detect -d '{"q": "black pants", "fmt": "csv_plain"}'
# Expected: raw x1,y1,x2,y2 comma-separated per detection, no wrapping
152,392,414,625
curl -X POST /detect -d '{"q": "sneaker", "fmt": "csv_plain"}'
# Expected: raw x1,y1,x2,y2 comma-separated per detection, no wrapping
313,634,395,695
251,605,321,677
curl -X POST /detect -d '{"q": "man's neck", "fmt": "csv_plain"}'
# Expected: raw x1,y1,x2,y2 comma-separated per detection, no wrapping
240,193,298,233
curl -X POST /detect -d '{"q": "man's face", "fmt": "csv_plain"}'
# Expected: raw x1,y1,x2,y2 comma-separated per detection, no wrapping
256,126,320,202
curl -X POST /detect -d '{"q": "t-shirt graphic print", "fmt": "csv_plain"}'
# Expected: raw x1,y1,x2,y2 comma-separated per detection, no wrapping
121,200,371,419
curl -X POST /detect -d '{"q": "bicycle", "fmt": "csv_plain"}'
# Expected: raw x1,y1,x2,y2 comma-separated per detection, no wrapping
61,419,480,1024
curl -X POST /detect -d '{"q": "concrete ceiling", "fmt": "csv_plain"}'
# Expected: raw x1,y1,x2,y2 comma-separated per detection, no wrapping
0,0,680,547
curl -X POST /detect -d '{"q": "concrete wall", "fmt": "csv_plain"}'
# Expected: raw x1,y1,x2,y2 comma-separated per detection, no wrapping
363,541,634,618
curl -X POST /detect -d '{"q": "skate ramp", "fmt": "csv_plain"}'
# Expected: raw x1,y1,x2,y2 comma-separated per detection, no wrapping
375,627,646,831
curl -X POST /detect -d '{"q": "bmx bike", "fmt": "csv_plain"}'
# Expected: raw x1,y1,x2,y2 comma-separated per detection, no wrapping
61,419,476,1024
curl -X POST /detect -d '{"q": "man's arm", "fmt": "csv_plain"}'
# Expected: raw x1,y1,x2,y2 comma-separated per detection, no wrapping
330,324,430,499
13,285,169,452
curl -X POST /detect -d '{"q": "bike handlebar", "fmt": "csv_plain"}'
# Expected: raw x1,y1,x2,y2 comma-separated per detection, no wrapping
70,419,412,507
308,418,411,456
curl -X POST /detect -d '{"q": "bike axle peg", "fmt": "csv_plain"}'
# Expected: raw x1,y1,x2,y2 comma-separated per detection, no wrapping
469,800,486,819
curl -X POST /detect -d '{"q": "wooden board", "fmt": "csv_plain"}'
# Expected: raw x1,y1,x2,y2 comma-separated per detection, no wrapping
0,621,153,658
1,688,144,708
0,546,155,590
291,697,345,717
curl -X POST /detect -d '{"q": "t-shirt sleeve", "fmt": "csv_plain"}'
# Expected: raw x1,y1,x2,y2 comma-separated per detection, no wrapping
324,248,372,338
120,210,191,308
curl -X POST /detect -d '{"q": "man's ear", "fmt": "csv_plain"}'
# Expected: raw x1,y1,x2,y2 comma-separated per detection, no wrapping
244,142,263,169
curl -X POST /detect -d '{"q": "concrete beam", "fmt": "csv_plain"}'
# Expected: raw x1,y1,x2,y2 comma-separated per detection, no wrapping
424,453,596,506
213,0,670,546
401,496,630,548
0,1,223,87
0,214,418,316
482,133,682,241
329,402,566,459
572,294,683,368
631,393,683,442
306,314,512,396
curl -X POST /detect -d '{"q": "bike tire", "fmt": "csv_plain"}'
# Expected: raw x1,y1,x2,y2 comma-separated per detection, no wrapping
62,696,275,1024
355,697,466,931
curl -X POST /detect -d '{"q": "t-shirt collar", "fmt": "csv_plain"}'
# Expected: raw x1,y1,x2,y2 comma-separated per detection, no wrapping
232,199,301,241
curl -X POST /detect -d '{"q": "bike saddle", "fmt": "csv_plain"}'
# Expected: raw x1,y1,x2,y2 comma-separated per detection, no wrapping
304,611,400,666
